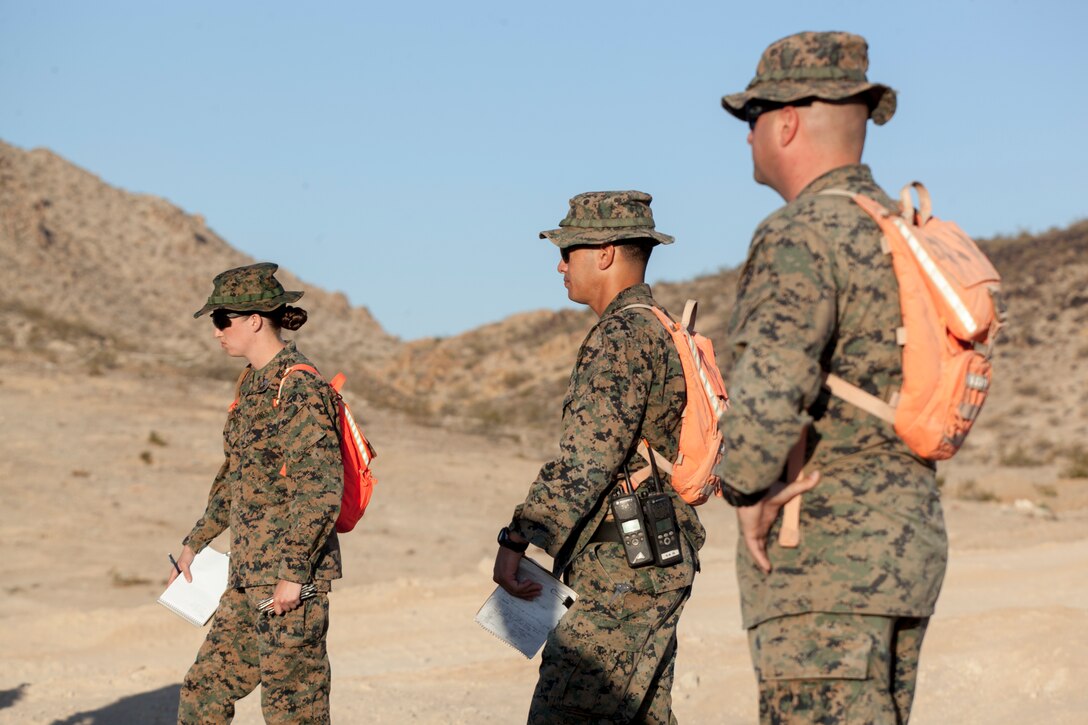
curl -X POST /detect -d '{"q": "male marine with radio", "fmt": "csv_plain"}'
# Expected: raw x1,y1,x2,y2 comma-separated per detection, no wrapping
492,191,703,724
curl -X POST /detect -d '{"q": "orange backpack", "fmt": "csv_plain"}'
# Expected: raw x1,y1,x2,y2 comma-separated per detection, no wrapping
273,365,378,533
622,301,730,505
823,182,1004,460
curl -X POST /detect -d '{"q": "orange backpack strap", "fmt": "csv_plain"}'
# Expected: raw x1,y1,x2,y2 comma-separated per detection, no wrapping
228,366,253,412
815,189,904,422
620,302,728,502
274,363,322,408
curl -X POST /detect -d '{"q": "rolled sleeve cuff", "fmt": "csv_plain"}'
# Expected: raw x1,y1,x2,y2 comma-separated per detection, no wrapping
509,505,555,554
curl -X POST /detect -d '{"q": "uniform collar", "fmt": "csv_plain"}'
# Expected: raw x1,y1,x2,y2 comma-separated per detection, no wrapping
601,283,654,318
248,341,296,390
797,164,875,197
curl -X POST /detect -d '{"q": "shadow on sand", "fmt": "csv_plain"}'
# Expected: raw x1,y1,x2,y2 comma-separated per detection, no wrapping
50,684,180,725
1,684,29,709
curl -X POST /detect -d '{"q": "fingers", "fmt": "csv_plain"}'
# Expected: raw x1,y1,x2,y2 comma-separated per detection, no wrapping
767,470,821,506
178,546,195,583
505,579,544,601
743,530,772,574
736,504,773,573
271,597,301,616
492,548,543,601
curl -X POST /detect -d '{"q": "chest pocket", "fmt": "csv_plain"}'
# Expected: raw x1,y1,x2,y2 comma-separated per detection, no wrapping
230,389,291,503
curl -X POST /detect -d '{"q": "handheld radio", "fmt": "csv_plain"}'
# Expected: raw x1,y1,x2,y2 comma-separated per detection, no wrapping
640,439,684,567
610,464,654,568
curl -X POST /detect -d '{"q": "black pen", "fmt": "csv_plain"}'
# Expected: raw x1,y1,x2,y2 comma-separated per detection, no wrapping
168,553,182,575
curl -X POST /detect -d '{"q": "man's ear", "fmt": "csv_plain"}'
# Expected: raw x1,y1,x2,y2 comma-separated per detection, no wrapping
596,244,616,270
779,105,801,146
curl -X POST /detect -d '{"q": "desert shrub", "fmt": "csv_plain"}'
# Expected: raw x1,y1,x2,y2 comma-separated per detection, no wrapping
466,401,504,428
501,370,533,388
998,445,1043,468
956,479,998,503
148,431,168,446
109,568,151,587
139,451,153,465
1033,483,1058,498
1060,445,1088,479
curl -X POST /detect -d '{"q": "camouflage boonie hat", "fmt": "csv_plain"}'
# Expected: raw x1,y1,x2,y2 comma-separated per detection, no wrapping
540,190,674,249
192,262,303,318
721,31,896,126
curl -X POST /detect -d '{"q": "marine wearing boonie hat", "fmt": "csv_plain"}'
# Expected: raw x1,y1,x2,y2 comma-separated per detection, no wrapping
539,190,674,249
193,262,304,318
721,31,897,126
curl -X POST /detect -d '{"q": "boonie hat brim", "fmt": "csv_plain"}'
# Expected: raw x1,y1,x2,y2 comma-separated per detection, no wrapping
192,290,303,318
722,80,896,126
540,227,674,249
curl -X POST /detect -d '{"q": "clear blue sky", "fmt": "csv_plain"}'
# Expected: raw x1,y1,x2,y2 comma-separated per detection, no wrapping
2,1,1084,339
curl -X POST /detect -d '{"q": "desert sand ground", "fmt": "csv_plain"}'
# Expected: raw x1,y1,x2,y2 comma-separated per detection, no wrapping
1,363,1086,724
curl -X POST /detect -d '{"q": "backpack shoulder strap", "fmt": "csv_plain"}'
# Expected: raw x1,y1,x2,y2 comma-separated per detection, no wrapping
274,363,323,408
823,372,896,424
228,366,253,411
814,190,901,421
619,302,676,331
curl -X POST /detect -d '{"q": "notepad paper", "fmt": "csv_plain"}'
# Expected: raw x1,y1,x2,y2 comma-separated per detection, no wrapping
157,547,229,626
475,556,577,659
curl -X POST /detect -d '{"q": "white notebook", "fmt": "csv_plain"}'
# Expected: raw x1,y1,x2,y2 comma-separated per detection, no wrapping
157,547,229,626
475,556,577,658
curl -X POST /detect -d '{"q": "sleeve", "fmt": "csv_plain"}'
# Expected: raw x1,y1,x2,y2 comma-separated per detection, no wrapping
510,319,653,557
183,459,231,553
715,217,837,493
274,376,343,583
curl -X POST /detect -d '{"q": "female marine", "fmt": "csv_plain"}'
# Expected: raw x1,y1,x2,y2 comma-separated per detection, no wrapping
169,262,342,724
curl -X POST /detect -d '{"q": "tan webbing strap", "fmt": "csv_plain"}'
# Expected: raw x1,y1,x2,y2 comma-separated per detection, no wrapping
823,372,897,425
900,181,932,224
778,430,806,548
630,439,674,489
681,300,697,333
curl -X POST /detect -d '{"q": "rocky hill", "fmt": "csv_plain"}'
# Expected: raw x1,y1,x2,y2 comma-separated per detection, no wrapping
377,221,1088,459
0,140,398,387
2,139,1084,459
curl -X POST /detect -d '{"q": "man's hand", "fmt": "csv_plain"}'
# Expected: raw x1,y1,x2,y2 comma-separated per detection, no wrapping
737,470,821,574
168,545,196,585
272,580,304,615
492,530,542,601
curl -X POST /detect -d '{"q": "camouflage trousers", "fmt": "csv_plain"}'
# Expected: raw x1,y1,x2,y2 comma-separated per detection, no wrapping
747,612,929,725
178,586,331,724
528,540,694,724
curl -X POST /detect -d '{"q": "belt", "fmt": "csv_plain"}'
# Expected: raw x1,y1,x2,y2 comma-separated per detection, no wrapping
588,519,622,544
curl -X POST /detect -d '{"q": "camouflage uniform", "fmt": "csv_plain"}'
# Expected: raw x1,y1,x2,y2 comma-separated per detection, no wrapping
180,264,343,724
509,191,704,724
717,34,947,724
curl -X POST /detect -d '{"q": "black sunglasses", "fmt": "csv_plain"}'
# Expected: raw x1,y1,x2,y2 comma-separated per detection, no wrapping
211,310,253,331
745,98,815,130
560,244,595,264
